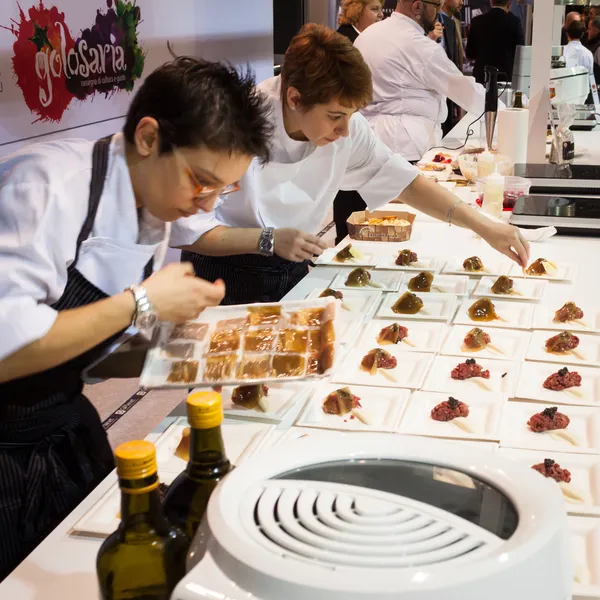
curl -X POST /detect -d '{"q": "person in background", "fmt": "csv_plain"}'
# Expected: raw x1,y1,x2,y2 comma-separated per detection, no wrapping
466,0,524,85
0,57,272,580
560,10,582,46
337,0,384,43
564,20,594,74
586,16,600,85
333,0,384,242
437,0,465,134
177,25,529,305
354,0,486,162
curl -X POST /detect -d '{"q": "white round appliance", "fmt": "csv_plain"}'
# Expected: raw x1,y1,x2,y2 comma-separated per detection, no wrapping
172,434,572,600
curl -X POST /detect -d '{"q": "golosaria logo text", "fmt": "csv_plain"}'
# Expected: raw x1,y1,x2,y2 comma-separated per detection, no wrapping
2,0,145,123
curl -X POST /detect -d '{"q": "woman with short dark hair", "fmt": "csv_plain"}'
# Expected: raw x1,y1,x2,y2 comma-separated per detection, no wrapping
0,57,272,580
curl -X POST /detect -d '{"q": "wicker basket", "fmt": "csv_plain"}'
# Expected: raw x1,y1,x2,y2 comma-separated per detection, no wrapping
346,210,415,242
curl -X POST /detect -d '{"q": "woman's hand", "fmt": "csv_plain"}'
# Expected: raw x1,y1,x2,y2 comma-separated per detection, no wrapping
429,22,443,42
479,221,530,267
143,263,225,323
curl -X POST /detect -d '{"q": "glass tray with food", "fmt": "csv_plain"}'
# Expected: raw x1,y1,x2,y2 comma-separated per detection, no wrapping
139,298,339,389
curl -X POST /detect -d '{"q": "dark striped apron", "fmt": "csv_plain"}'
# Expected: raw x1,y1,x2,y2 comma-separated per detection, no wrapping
0,137,152,580
181,252,310,305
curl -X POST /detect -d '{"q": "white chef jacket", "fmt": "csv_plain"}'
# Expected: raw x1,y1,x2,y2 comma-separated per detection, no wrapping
354,12,486,161
169,76,418,246
0,133,170,361
563,40,594,75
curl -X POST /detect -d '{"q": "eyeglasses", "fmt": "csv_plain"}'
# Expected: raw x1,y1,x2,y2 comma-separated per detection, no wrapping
173,147,241,198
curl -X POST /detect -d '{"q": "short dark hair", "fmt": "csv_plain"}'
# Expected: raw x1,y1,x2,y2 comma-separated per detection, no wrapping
281,24,373,110
568,20,586,39
491,0,510,6
123,57,272,163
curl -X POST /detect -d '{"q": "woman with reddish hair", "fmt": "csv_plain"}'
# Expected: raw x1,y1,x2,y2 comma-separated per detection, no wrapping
337,0,384,42
176,24,530,304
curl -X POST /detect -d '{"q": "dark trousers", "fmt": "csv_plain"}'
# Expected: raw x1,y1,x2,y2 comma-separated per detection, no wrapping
333,189,367,245
181,251,310,305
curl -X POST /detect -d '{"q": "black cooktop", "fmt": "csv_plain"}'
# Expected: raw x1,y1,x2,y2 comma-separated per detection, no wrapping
514,163,600,195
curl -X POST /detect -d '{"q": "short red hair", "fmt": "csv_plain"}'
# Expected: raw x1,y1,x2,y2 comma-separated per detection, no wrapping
281,24,373,110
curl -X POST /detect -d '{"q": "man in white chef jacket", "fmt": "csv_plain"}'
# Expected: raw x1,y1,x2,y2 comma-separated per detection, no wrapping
173,24,529,306
354,0,486,161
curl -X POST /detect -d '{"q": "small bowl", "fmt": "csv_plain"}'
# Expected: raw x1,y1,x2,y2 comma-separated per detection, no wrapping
476,175,532,210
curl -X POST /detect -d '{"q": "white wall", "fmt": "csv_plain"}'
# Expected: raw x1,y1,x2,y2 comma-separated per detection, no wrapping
0,0,274,156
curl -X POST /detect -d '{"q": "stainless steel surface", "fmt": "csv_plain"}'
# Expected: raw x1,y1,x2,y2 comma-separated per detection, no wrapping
546,197,577,216
510,213,600,229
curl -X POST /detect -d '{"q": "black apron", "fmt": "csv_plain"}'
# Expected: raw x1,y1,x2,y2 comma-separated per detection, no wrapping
181,252,309,305
0,137,153,580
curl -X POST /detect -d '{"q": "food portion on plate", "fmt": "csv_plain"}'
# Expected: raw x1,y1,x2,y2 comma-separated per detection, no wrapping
360,348,398,381
319,288,344,300
392,291,425,315
231,384,270,412
345,267,382,289
432,153,453,164
545,331,582,358
531,458,587,504
430,396,474,433
321,387,370,424
491,275,518,295
333,244,364,264
543,367,582,392
451,358,490,380
407,271,434,292
462,327,504,356
525,258,558,277
553,302,585,325
528,406,578,446
377,323,412,346
468,298,504,323
395,249,419,267
463,256,485,273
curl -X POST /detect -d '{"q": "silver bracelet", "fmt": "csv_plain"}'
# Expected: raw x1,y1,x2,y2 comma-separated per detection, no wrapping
447,198,464,226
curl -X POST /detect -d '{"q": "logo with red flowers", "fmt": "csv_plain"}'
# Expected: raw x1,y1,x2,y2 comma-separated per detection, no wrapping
3,0,145,123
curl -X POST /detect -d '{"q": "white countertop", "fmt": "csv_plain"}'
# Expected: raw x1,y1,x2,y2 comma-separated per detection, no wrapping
2,114,599,599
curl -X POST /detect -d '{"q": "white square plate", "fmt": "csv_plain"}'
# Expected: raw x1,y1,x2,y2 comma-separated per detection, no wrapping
155,417,277,474
442,256,511,277
359,320,447,353
454,298,534,330
526,331,600,368
398,391,506,441
406,438,499,453
331,345,434,389
205,383,309,422
375,252,445,273
296,383,410,432
315,246,381,267
568,516,600,597
509,260,576,282
331,269,403,292
422,355,518,396
441,325,531,361
305,288,382,317
533,304,600,334
399,274,469,296
472,276,547,302
499,448,600,517
515,362,600,407
499,402,600,455
271,426,363,447
376,293,457,322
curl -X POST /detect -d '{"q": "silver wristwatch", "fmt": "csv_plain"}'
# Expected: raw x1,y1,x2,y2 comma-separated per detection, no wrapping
258,227,275,257
127,285,158,334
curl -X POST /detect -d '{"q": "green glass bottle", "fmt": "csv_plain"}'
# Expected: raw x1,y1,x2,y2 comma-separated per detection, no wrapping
97,440,188,600
163,391,232,548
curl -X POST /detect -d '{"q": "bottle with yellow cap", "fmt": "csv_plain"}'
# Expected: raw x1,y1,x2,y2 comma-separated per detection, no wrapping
163,391,231,547
96,440,188,600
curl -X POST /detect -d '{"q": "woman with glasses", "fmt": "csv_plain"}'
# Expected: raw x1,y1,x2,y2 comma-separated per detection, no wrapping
176,24,528,305
337,0,384,43
355,0,486,161
0,57,271,580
